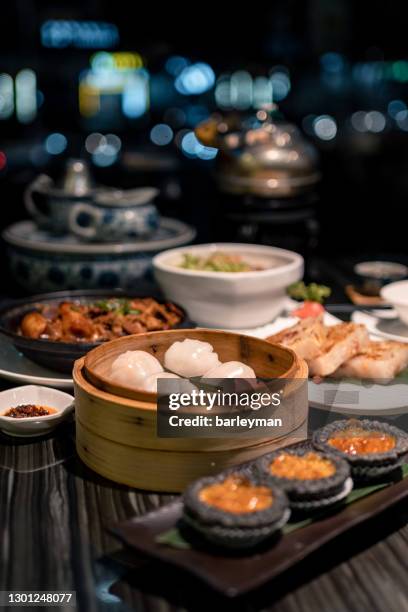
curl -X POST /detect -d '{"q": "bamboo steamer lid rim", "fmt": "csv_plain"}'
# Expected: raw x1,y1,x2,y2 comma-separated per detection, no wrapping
83,327,302,402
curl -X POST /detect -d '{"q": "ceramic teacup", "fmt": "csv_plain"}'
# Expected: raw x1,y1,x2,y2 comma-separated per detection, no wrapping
24,160,95,233
68,187,160,242
24,174,95,233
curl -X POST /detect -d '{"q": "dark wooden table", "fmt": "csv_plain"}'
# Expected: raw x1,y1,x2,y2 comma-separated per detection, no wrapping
2,290,408,612
2,408,408,612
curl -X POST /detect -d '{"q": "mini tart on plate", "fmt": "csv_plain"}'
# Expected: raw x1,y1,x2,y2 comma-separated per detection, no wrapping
312,419,408,479
183,468,290,549
255,446,350,507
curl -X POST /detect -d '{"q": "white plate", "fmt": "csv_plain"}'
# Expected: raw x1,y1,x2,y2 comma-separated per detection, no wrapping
352,310,408,343
308,376,408,415
0,385,74,437
0,335,72,389
232,309,408,416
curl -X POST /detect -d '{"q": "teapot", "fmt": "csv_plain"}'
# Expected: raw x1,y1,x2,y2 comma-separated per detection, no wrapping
195,106,320,198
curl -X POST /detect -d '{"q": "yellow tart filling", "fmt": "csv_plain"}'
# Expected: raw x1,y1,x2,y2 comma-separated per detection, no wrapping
328,428,396,455
269,451,336,480
199,474,273,514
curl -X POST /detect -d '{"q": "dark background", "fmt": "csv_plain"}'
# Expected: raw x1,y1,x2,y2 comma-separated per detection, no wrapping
1,0,408,281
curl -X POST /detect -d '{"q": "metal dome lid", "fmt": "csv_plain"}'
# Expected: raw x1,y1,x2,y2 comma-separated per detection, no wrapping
196,106,320,197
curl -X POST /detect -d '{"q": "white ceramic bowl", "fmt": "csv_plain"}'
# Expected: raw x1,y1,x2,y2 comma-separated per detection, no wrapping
0,385,74,437
153,243,303,328
381,280,408,325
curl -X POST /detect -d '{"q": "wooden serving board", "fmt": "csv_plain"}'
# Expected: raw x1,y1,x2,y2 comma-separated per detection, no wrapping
110,470,408,597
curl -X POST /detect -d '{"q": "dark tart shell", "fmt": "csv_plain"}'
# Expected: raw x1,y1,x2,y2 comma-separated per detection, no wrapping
183,468,289,549
256,447,350,502
312,419,408,478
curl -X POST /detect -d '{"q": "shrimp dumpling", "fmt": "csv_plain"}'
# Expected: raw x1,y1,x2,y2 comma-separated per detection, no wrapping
203,361,256,379
110,350,163,389
141,372,180,392
142,373,198,394
164,339,220,377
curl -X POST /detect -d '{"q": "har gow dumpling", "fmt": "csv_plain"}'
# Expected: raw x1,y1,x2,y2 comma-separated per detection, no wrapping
164,339,220,378
142,372,199,394
110,350,163,389
141,372,180,392
203,361,256,379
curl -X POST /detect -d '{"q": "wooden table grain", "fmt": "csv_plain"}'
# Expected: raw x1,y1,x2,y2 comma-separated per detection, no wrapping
1,414,408,612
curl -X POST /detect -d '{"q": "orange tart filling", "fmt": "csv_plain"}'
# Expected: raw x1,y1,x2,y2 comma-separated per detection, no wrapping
269,452,336,480
328,428,396,455
198,474,273,514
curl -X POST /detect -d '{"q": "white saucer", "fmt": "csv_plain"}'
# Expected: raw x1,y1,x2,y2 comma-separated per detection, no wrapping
0,335,72,389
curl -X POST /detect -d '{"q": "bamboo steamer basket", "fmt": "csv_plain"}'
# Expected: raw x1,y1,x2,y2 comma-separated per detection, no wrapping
83,328,303,402
76,417,308,492
74,329,309,492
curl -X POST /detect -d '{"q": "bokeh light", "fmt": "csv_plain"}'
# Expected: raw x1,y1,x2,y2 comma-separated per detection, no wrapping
313,115,337,140
150,124,173,146
175,63,215,95
180,130,217,160
364,110,386,132
351,111,367,132
388,99,406,118
270,71,291,101
0,151,7,170
45,133,67,155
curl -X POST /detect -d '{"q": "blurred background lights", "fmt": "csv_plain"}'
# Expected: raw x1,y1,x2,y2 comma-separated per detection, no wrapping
395,110,408,131
0,151,7,171
85,133,105,153
86,132,121,165
165,56,189,76
181,130,217,160
270,71,291,101
150,124,173,145
253,76,273,108
181,131,200,156
388,99,406,118
0,74,14,119
230,71,253,110
175,63,215,95
313,115,337,140
45,133,67,155
105,133,122,152
364,110,386,132
351,111,367,132
92,147,117,167
15,69,37,124
41,20,119,49
320,52,345,73
121,71,149,118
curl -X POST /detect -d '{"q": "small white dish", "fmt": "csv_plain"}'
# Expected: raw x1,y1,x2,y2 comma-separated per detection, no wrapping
0,385,74,437
381,280,408,326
